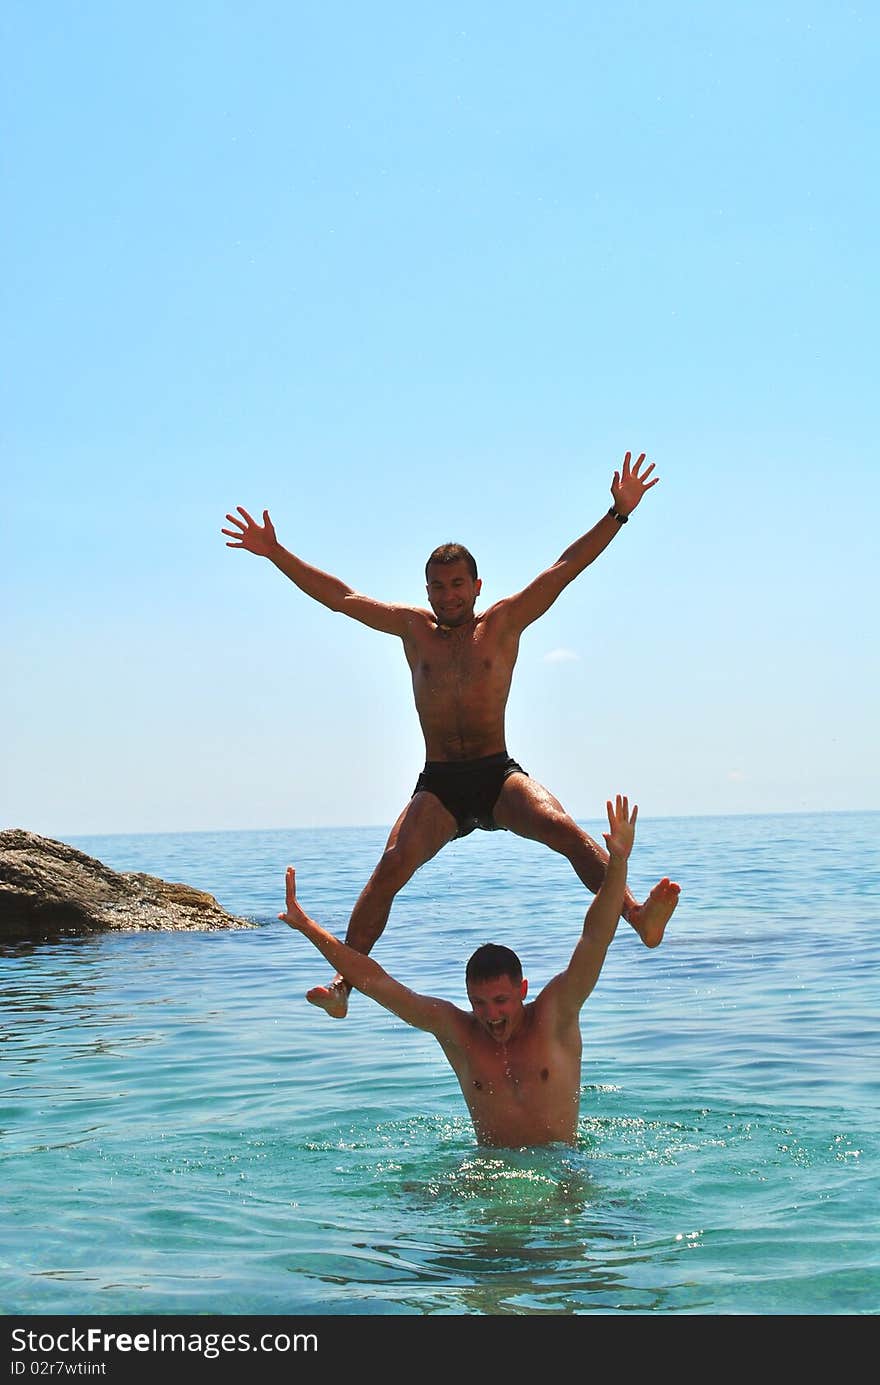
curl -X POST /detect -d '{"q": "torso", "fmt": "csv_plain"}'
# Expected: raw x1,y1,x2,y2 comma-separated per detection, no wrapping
402,607,519,760
439,1003,582,1148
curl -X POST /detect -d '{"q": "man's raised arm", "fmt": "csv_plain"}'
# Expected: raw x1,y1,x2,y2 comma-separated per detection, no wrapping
540,795,646,1021
279,867,466,1041
222,506,413,636
499,452,659,632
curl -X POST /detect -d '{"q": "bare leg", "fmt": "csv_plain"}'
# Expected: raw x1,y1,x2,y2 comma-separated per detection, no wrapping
493,774,679,947
306,791,458,1018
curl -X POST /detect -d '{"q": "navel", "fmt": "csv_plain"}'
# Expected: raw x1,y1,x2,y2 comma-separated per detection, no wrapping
540,1068,549,1082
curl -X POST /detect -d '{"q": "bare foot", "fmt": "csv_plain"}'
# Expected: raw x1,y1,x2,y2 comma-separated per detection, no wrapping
628,878,680,948
306,976,350,1018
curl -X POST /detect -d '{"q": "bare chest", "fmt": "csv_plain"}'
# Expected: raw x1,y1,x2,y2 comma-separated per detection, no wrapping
455,1027,572,1106
467,1052,553,1104
408,621,510,691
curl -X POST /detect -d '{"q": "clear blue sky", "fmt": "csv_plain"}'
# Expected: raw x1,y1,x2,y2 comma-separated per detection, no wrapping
3,2,877,836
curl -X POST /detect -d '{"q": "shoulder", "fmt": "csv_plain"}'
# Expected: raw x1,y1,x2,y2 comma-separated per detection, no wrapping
425,999,474,1046
530,977,582,1038
377,603,437,641
397,606,440,644
480,598,509,622
481,591,535,635
476,599,520,636
400,605,438,630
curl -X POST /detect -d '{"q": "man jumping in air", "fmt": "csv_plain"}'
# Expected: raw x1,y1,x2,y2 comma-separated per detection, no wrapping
224,451,679,1017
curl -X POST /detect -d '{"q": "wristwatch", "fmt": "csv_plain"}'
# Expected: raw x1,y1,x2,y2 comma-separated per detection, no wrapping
608,506,629,524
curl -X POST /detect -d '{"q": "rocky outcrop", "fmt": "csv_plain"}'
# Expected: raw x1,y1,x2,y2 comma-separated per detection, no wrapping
0,829,256,940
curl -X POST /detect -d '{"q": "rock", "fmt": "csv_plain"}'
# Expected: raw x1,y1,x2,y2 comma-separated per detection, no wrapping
0,828,256,940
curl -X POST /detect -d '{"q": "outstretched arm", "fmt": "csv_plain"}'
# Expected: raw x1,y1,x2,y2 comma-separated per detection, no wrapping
279,868,467,1041
541,795,638,1021
222,506,415,636
499,453,659,632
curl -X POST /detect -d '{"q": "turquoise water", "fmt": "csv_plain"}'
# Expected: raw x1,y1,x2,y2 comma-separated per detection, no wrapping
1,812,878,1315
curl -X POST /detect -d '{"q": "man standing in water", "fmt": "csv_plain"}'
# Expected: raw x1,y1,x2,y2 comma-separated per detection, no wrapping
224,452,679,1017
280,795,665,1148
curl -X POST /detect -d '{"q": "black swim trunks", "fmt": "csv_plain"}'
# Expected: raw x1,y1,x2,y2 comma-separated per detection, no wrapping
412,752,528,839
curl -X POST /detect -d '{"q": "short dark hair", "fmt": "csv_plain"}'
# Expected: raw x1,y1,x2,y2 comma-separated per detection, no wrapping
425,542,478,582
466,943,523,987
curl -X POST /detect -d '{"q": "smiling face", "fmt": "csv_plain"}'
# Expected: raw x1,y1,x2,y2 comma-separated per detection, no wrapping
466,973,529,1043
425,559,482,628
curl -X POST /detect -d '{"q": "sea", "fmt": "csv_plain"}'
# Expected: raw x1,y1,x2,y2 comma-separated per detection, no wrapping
1,810,878,1322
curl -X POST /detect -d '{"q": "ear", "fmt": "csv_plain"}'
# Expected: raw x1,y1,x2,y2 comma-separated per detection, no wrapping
520,978,528,999
474,577,483,597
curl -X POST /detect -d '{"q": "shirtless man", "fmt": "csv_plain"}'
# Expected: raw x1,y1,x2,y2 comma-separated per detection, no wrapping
223,451,679,1018
280,795,664,1148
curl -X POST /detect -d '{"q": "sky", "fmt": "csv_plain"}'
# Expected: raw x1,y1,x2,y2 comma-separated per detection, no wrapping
3,1,878,837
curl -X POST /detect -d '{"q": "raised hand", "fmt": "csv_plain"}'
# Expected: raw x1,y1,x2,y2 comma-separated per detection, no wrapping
611,452,658,517
602,794,637,861
222,506,277,557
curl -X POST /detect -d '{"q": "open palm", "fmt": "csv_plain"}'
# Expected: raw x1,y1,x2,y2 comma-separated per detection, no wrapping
222,506,277,556
603,794,637,860
611,452,658,516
